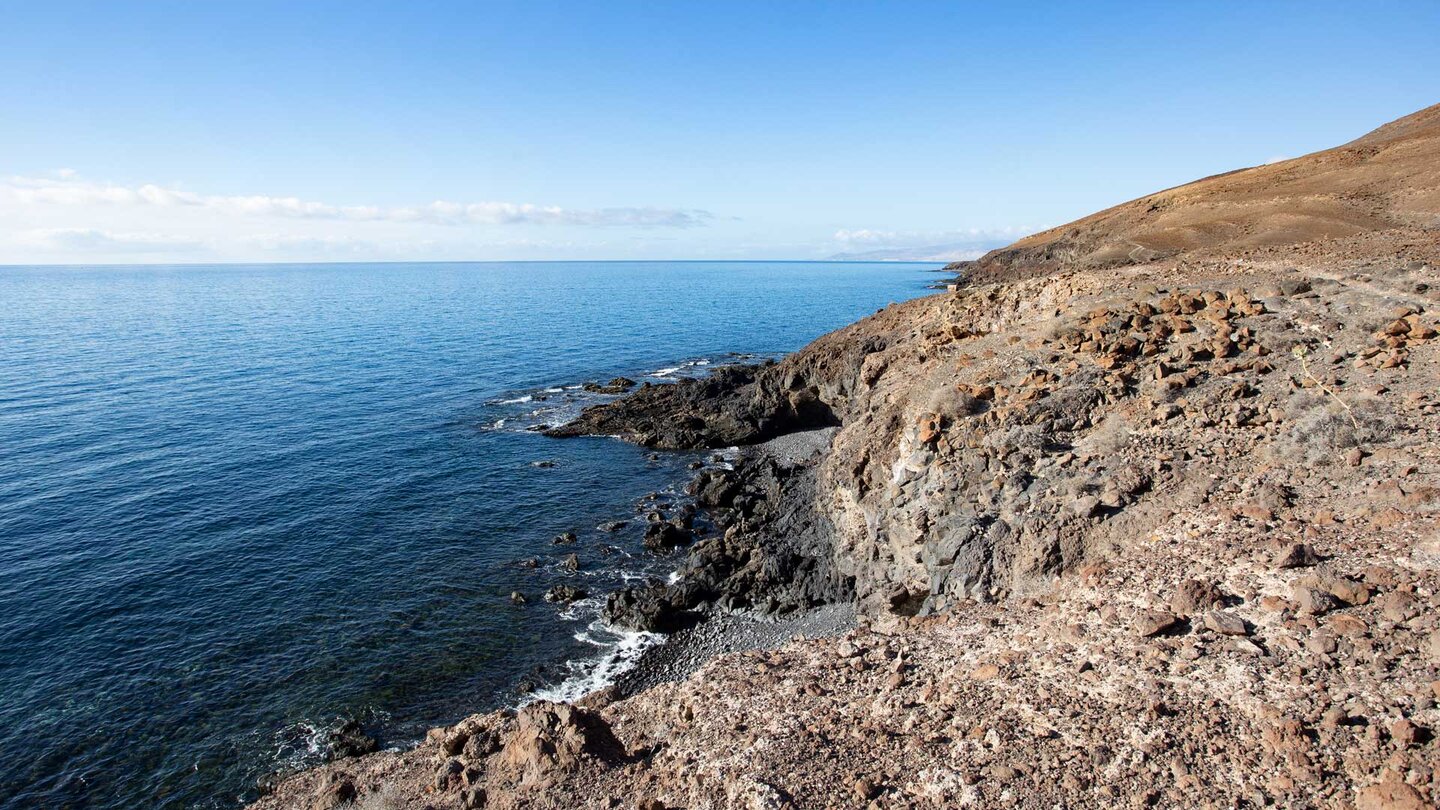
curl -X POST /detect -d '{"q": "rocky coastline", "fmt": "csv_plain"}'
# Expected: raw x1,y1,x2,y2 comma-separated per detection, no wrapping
248,104,1440,809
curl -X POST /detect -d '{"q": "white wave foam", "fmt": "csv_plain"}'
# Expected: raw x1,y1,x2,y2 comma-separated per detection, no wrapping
648,358,719,378
496,395,533,404
528,621,662,704
270,710,390,772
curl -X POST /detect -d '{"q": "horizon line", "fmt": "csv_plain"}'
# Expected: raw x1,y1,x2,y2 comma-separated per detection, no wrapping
0,258,957,269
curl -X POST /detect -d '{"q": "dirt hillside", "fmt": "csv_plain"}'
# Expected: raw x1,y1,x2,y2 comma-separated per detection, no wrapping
953,103,1440,282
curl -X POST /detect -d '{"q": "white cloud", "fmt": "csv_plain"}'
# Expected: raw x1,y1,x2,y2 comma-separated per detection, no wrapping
832,226,1031,246
5,174,713,229
17,228,205,254
825,226,1035,262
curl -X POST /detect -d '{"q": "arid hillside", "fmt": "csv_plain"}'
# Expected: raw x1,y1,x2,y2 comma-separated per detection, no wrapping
953,103,1440,282
251,105,1440,810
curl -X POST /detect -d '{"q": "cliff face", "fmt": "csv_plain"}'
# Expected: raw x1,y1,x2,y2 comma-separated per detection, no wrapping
251,104,1440,809
547,103,1440,624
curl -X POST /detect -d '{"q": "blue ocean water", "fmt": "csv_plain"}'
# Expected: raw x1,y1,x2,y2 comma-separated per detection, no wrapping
0,261,935,809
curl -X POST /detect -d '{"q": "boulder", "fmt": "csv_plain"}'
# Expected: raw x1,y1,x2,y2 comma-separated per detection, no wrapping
603,583,702,633
435,758,464,790
688,468,739,508
1134,610,1182,637
1169,579,1223,616
1355,780,1428,810
1380,591,1420,623
1274,542,1319,569
642,520,692,552
581,377,638,395
545,585,588,604
497,702,627,788
1203,611,1248,636
1293,586,1338,616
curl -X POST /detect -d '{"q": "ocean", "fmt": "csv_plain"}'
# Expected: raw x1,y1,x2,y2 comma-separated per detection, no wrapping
0,260,936,809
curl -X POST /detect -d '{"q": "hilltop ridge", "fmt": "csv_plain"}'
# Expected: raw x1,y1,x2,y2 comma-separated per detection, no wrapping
949,103,1440,283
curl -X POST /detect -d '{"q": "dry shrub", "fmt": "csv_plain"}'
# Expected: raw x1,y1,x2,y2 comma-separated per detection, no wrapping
1270,391,1395,465
1075,413,1132,458
354,784,402,810
926,384,981,418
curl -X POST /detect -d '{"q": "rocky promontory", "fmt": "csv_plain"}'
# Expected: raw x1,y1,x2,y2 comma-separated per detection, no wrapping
250,104,1440,809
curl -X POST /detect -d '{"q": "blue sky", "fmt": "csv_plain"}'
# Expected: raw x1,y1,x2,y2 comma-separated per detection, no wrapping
1,1,1437,264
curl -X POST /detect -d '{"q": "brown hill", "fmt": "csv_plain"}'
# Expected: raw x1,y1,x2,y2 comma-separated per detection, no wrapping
952,102,1440,282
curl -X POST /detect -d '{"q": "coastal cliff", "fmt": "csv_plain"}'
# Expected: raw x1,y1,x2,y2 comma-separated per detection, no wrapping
252,105,1440,809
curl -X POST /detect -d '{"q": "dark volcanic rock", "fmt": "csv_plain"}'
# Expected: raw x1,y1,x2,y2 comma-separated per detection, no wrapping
582,377,638,395
325,719,377,760
545,363,845,449
642,520,692,552
545,585,588,603
604,583,703,633
687,468,739,508
604,431,851,631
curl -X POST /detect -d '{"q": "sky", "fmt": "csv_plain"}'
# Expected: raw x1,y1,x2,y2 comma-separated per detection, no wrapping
1,1,1437,265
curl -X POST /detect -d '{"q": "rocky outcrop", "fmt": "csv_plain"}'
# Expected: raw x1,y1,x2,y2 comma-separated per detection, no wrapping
581,377,638,395
604,429,848,632
543,323,908,449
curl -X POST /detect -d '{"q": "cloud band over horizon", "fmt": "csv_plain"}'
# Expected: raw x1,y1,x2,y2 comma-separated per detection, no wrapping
5,173,714,229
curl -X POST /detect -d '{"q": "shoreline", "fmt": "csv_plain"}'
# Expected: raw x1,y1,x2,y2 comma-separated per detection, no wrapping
544,425,851,699
611,603,855,697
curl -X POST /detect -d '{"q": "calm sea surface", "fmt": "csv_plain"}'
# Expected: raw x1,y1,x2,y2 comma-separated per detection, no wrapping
0,261,936,809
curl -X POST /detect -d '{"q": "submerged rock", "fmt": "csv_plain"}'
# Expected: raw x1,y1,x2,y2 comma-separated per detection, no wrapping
581,377,638,395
